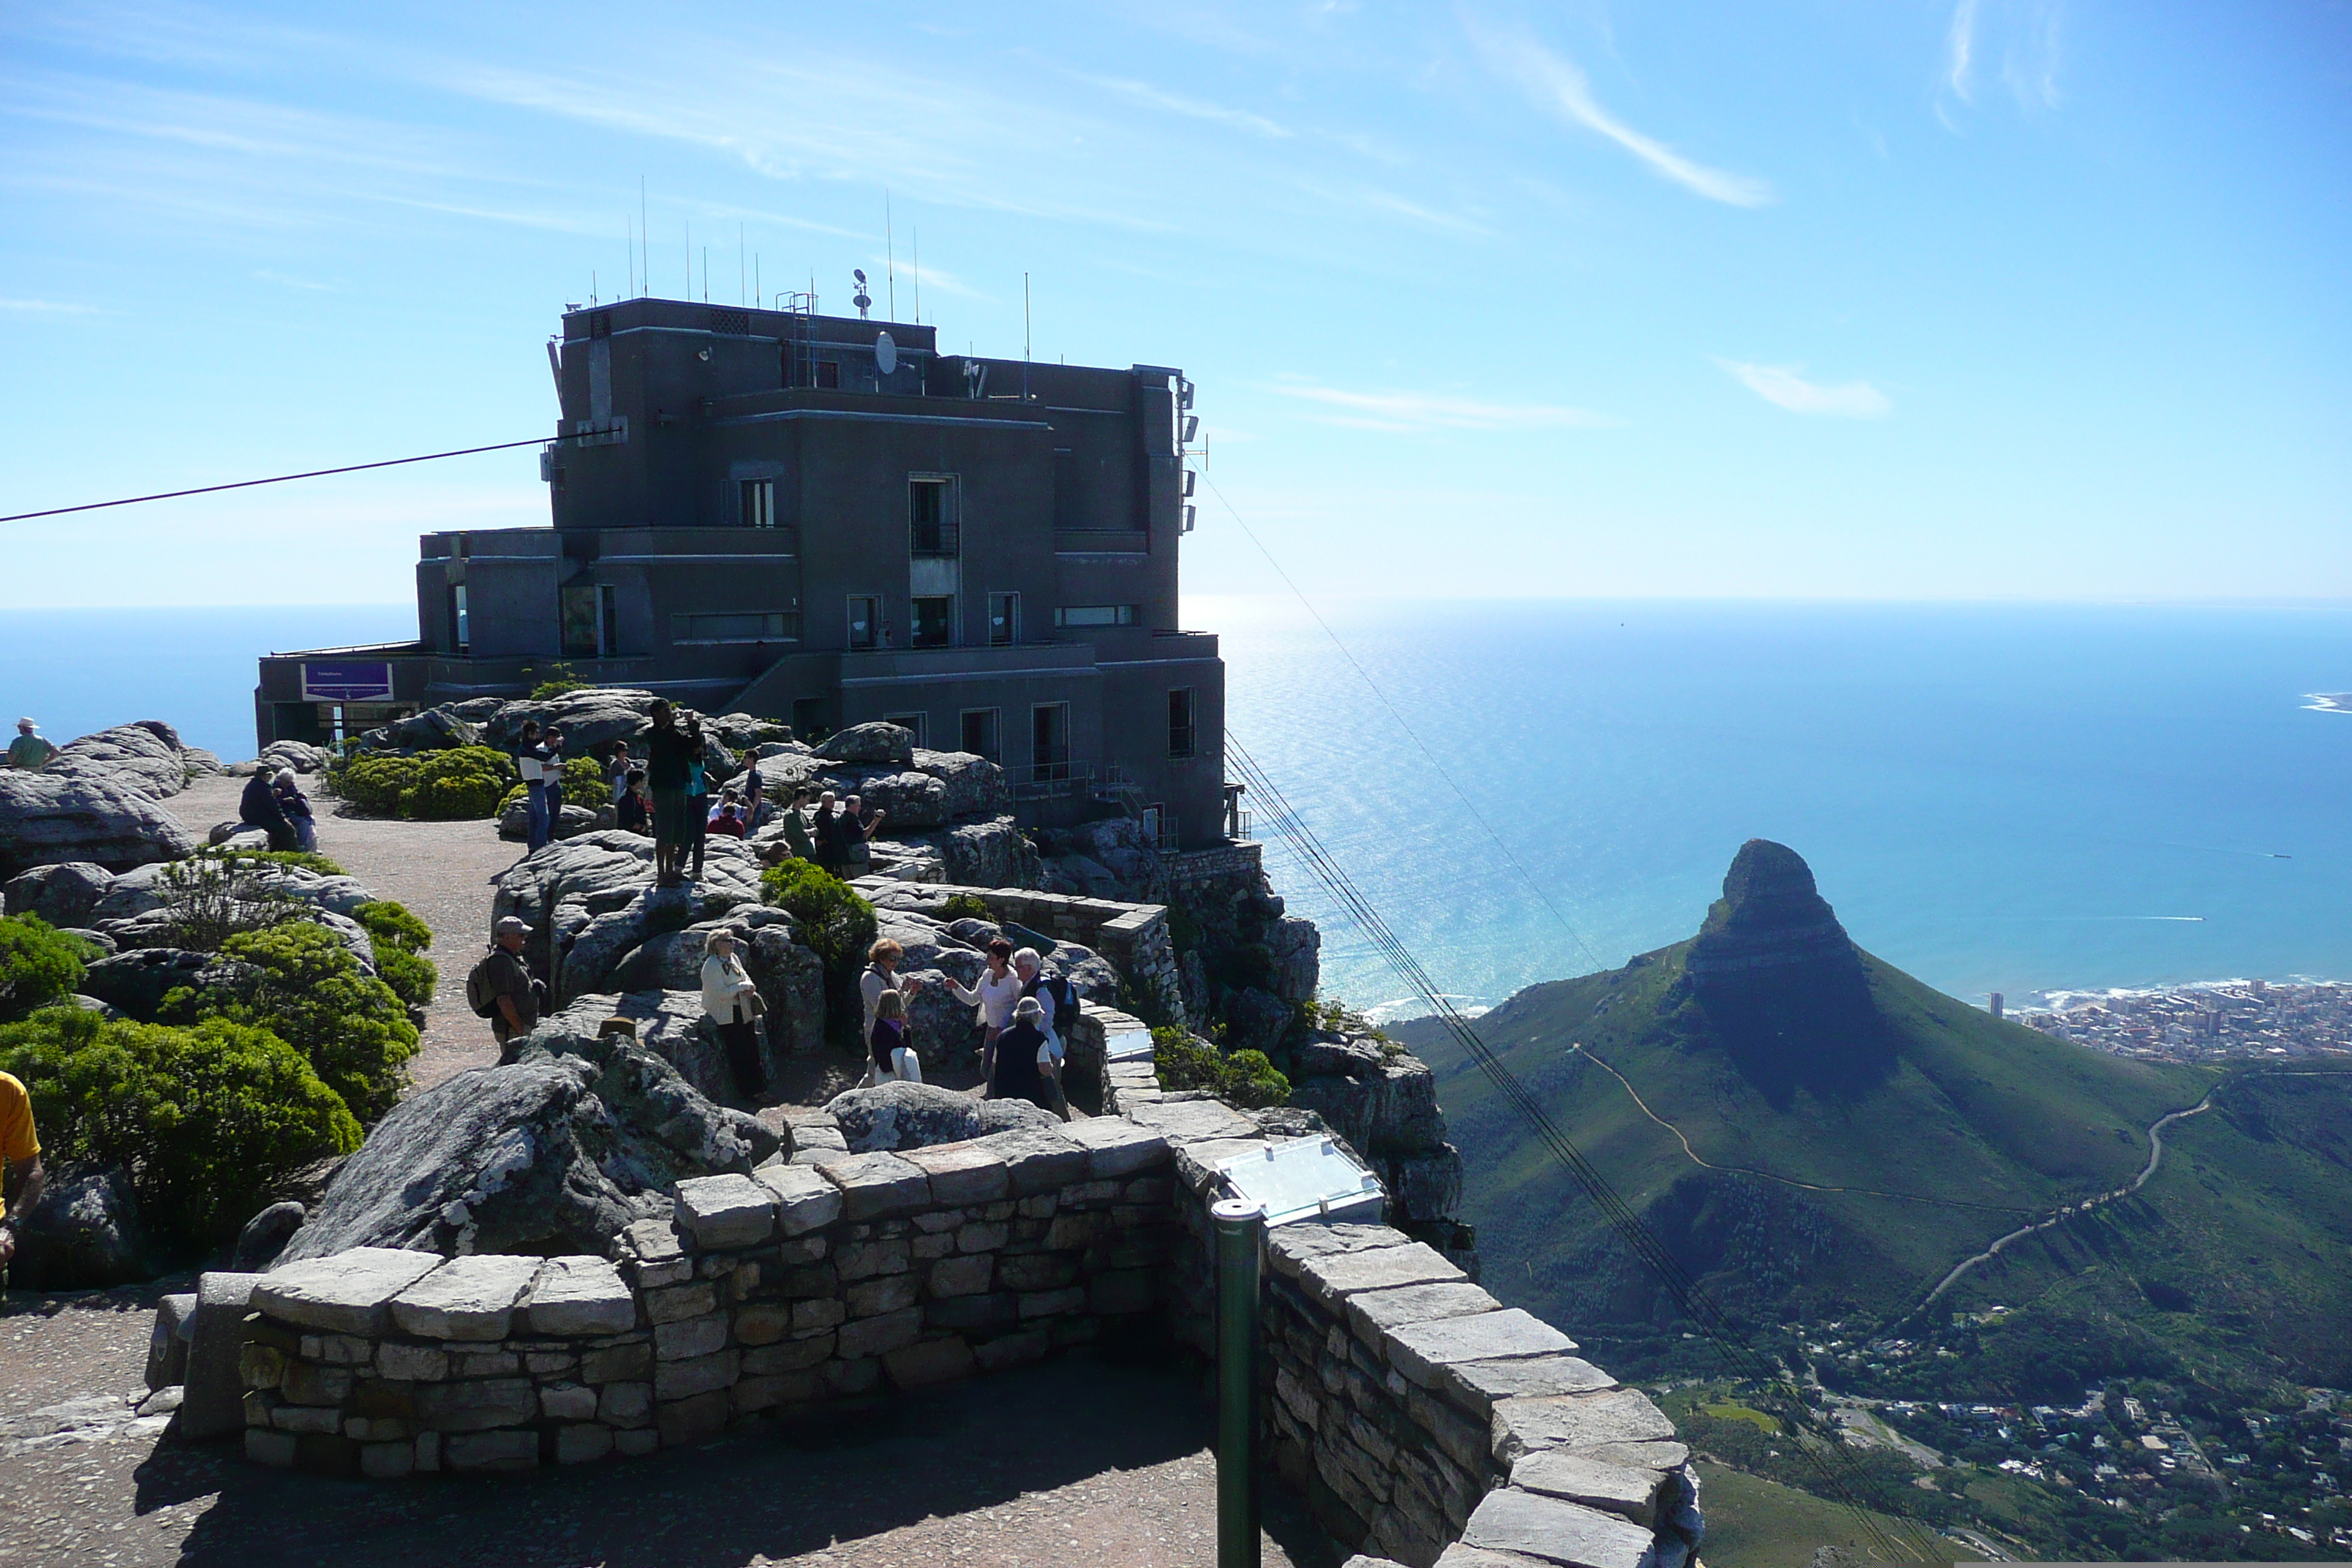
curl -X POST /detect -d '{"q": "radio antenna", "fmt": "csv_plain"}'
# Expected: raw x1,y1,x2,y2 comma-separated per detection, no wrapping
911,227,921,325
886,191,896,322
641,177,649,297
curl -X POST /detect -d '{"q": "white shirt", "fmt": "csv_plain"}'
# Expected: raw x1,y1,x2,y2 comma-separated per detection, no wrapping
948,967,1023,1030
700,953,756,1022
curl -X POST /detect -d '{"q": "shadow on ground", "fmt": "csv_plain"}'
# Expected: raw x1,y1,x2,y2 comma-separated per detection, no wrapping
132,1347,1339,1568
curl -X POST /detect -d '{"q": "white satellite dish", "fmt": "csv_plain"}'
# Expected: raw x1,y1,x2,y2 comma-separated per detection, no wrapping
875,330,897,377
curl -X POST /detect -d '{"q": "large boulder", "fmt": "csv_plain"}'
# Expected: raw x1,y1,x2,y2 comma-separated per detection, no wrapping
493,831,764,989
893,818,1041,889
519,988,791,1108
2,861,115,927
281,1009,777,1263
1036,817,1168,904
911,749,1012,819
380,708,478,751
817,721,915,766
826,1081,1059,1152
846,770,950,829
42,722,192,800
497,799,600,841
78,948,215,1021
1267,915,1322,1003
0,771,198,881
257,739,327,774
10,1166,151,1289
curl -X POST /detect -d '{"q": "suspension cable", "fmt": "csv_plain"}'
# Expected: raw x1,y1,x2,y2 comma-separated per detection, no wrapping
0,436,568,524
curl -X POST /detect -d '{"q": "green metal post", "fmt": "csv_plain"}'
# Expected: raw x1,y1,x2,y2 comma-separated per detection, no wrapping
1213,1196,1264,1568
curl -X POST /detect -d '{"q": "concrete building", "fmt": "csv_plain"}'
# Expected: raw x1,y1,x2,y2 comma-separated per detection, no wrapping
257,296,1231,848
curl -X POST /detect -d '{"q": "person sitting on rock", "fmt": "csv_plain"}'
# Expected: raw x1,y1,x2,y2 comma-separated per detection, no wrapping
271,768,318,853
615,768,652,835
238,764,298,851
701,930,764,1101
987,996,1054,1111
7,717,57,772
706,794,747,839
0,1067,48,1271
868,988,923,1086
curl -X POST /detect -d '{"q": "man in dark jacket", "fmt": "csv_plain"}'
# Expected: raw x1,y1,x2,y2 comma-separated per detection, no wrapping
239,769,298,851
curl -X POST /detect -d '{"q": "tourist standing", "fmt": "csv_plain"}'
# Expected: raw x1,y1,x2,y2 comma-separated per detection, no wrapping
943,938,1022,1080
700,930,764,1101
514,720,550,851
0,1066,48,1270
541,725,568,837
616,769,652,834
605,742,634,804
837,793,884,874
810,791,844,872
272,769,319,853
472,916,541,1048
859,938,925,1044
777,785,817,863
868,990,923,1084
644,701,693,886
987,997,1055,1111
7,719,57,772
682,717,711,881
737,753,767,832
1015,948,1077,1117
238,766,298,851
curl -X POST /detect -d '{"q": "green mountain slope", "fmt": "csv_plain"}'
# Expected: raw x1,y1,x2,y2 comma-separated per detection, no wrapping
1393,840,2352,1386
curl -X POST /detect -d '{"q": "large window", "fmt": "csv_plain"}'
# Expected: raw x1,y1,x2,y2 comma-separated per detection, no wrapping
562,584,618,657
1053,604,1137,628
911,595,954,649
987,592,1019,647
814,360,840,390
848,595,880,650
1030,703,1071,782
669,611,799,644
909,478,957,557
960,708,1000,763
1166,687,1196,759
451,584,470,655
740,479,776,529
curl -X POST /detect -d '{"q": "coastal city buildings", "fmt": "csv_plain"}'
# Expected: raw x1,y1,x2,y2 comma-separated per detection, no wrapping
2009,980,2352,1062
254,296,1230,847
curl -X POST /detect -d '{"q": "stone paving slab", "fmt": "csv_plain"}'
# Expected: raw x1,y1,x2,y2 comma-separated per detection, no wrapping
975,1126,1091,1196
1490,1389,1678,1467
1058,1116,1172,1178
523,1256,636,1335
1384,1308,1578,1389
1264,1222,1410,1278
1298,1239,1463,1306
1343,1281,1500,1341
753,1162,845,1234
1508,1450,1667,1526
1461,1487,1657,1568
674,1172,779,1248
1121,1098,1259,1145
250,1249,445,1336
388,1255,542,1341
1437,1354,1611,1417
899,1142,1011,1205
820,1152,933,1221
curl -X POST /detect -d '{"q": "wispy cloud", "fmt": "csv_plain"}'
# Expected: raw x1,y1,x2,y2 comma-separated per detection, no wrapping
0,297,100,314
1462,15,1773,208
1941,0,2063,121
1945,0,1982,101
1296,181,1491,236
1718,361,1891,419
1268,377,1613,433
1077,74,1291,139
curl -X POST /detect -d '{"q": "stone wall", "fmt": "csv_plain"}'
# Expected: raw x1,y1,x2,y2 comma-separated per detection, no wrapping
856,878,1186,1028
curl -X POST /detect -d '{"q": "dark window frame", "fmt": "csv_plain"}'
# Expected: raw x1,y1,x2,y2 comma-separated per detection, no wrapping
1167,687,1196,759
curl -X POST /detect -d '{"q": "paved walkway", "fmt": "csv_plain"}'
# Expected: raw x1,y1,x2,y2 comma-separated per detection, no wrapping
163,775,517,1090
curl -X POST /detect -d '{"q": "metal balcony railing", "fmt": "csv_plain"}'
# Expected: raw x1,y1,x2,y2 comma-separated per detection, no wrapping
910,521,960,557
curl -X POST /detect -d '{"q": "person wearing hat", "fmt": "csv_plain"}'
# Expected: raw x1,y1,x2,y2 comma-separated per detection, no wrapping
700,930,764,1101
7,718,57,772
480,916,541,1047
987,996,1055,1112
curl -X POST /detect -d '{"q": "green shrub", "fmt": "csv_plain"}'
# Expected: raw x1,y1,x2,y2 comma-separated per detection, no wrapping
350,900,437,1008
0,1008,359,1249
938,893,992,922
181,922,418,1123
1296,995,1390,1043
1151,1025,1290,1107
496,756,608,814
330,745,515,820
0,915,88,1023
372,946,437,1009
761,859,876,1036
195,845,347,877
152,857,306,952
523,663,590,700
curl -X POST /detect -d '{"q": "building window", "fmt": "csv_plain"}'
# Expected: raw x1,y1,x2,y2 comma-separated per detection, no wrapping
987,592,1019,647
911,595,954,649
562,584,619,658
960,708,1000,763
791,697,831,742
669,611,799,644
1167,687,1196,759
815,360,840,390
451,584,470,655
909,478,957,557
741,479,776,529
848,595,880,650
1053,604,1137,628
1031,702,1071,782
883,712,929,749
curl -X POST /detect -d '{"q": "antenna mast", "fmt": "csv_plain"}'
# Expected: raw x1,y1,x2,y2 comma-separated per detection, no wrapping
886,192,896,322
640,178,649,297
912,228,921,325
1023,271,1031,402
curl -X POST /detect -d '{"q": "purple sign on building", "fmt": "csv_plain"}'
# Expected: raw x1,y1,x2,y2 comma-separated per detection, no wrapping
301,661,394,702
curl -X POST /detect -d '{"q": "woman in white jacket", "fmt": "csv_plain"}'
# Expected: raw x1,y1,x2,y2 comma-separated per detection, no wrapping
700,930,763,1102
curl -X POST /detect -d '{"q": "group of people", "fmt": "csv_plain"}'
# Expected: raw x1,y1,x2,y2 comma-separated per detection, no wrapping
520,701,780,884
238,766,319,853
858,935,1079,1117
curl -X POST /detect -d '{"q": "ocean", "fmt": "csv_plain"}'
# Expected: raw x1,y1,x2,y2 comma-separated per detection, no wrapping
3,598,2345,1009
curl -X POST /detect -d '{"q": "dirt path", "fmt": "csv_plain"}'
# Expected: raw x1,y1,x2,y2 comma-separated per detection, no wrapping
163,774,514,1090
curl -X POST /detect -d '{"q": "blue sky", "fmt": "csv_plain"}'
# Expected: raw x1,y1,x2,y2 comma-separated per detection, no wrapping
1,1,2346,607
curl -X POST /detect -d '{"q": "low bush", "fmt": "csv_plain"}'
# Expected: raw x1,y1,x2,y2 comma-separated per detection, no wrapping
330,745,515,820
0,915,90,1022
152,857,306,952
760,859,876,1034
938,893,992,922
353,900,438,1006
195,845,347,877
372,947,437,1009
0,1008,360,1250
168,921,418,1123
1152,1025,1291,1108
522,663,591,700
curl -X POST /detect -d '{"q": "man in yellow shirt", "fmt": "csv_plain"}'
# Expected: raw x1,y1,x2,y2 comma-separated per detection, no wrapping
0,1070,46,1268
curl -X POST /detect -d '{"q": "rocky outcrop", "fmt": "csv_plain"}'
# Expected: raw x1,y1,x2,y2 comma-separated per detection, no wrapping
257,740,328,774
823,1081,1059,1152
42,722,195,800
1685,838,1861,985
9,1166,151,1289
2,860,114,927
1279,1033,1469,1248
280,1015,778,1264
815,720,913,766
0,771,197,880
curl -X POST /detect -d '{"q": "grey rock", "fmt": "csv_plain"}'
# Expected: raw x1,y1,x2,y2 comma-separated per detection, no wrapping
1344,1281,1500,1338
498,800,600,842
232,1200,307,1273
895,817,1041,889
10,1166,148,1289
816,722,915,766
2,860,114,927
1490,1390,1680,1466
1123,1097,1259,1145
1223,986,1291,1057
252,1247,445,1335
1460,1488,1656,1568
1509,1451,1669,1527
899,1141,1011,1205
181,747,225,777
525,1256,636,1335
826,1081,1057,1153
381,709,478,751
146,1292,197,1390
818,1151,932,1221
43,722,192,799
673,1172,776,1248
75,948,210,1022
257,739,328,774
973,1126,1090,1196
282,1006,776,1263
0,769,198,881
1057,1117,1172,1179
1384,1309,1580,1390
1439,1354,1618,1417
910,749,1012,819
1297,1240,1465,1306
750,1164,843,1235
180,1271,260,1439
390,1254,544,1340
1264,1221,1414,1278
1385,1145,1464,1223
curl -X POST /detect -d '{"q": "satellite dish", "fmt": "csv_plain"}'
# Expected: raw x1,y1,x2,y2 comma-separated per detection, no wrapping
854,269,867,285
875,330,897,377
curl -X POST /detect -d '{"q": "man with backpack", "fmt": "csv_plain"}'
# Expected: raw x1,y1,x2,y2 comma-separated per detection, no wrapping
468,916,543,1048
1013,947,1078,1119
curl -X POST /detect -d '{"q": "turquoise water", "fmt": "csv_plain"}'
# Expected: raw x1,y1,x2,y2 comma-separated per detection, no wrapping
1212,598,2352,1011
4,598,2346,1007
